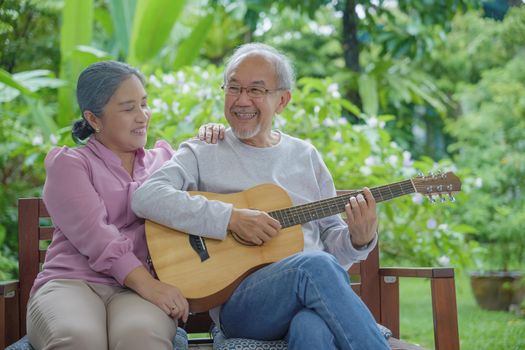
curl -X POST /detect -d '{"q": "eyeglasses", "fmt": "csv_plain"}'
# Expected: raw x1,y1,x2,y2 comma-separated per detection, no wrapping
221,84,285,98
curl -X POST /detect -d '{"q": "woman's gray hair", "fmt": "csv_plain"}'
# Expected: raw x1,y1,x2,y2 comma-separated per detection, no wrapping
223,43,295,90
71,61,145,144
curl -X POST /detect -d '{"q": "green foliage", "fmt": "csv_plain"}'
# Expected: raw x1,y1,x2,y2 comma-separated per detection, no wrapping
447,47,525,271
0,0,61,73
128,0,186,64
255,6,344,79
431,10,518,89
0,246,18,281
145,65,225,144
173,13,214,70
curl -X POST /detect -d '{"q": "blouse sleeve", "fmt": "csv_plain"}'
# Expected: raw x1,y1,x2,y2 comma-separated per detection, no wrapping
42,147,142,285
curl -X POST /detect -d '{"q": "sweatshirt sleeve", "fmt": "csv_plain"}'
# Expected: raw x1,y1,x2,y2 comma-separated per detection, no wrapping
42,148,143,285
313,150,378,269
132,142,232,240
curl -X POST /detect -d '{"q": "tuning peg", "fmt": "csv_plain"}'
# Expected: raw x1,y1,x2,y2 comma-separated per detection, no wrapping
439,194,446,203
417,170,424,177
428,195,436,203
448,194,456,202
428,171,434,178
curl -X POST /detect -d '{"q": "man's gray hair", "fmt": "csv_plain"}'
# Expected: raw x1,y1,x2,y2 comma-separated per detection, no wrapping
223,43,295,90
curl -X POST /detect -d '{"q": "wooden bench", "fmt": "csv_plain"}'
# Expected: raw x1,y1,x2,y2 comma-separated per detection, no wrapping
1,197,460,349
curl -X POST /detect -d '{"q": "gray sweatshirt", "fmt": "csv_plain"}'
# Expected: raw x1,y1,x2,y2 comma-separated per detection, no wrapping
132,129,376,269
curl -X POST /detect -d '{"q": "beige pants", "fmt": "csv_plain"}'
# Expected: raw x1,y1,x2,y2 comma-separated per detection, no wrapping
27,279,177,350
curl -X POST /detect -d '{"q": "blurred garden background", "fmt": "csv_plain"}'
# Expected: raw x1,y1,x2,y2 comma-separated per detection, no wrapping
0,0,524,348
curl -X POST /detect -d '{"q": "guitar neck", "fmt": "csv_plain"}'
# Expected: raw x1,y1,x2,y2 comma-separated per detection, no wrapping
269,179,416,228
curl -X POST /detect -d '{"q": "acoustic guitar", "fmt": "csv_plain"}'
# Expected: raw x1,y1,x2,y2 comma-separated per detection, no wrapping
145,172,461,312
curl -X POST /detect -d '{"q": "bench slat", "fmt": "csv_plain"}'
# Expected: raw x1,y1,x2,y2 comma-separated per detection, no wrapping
39,227,53,241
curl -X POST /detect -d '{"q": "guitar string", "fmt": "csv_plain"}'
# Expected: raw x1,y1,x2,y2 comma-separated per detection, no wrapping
270,180,416,228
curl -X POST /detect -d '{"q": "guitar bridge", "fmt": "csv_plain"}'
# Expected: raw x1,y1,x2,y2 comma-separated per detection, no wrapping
189,234,210,262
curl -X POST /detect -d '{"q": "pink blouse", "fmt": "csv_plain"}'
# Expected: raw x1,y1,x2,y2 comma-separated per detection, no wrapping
31,137,174,295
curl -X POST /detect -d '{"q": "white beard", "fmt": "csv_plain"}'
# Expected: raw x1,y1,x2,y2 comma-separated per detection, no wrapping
231,123,262,140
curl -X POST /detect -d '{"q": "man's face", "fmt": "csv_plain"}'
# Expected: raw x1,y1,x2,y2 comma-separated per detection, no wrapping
223,54,290,144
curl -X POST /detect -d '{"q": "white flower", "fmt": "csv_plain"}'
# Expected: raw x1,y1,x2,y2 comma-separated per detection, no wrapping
474,177,483,188
328,83,341,98
388,155,398,166
438,224,448,230
360,166,372,176
412,193,424,205
314,105,321,114
152,99,168,112
365,156,378,166
427,218,437,229
334,131,343,142
49,134,58,145
149,75,161,88
403,151,413,168
162,74,175,84
338,118,348,125
323,118,335,127
437,255,450,266
32,135,43,146
171,101,180,114
367,116,378,128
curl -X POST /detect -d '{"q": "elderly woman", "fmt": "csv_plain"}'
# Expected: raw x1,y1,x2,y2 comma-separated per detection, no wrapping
27,61,222,350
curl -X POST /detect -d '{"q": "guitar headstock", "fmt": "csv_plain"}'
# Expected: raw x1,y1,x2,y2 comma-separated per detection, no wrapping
411,171,462,202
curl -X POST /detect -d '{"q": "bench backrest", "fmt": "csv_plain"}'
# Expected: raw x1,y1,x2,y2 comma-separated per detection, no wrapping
17,197,382,335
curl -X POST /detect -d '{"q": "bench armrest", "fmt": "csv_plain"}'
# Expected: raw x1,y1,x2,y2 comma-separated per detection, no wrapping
377,267,459,350
379,266,454,278
1,280,21,349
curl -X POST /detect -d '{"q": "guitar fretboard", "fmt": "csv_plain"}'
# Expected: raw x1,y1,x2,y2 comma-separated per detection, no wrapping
268,179,415,228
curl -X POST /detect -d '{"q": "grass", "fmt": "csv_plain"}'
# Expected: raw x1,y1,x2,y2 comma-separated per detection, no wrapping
399,273,525,350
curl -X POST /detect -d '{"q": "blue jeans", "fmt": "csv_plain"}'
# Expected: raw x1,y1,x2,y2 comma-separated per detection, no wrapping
220,251,390,350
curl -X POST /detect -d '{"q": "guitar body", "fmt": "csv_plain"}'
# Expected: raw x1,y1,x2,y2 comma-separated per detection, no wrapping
145,183,305,312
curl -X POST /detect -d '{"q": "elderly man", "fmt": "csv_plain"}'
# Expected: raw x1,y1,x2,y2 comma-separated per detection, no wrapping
132,43,389,349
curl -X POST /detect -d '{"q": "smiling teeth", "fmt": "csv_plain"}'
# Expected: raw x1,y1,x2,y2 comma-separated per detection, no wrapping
132,129,146,135
235,112,256,120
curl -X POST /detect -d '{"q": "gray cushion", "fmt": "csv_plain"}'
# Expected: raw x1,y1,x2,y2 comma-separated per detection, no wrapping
6,328,189,350
212,323,391,350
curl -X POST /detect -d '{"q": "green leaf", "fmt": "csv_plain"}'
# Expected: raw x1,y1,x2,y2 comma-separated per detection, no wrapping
58,0,94,126
108,0,137,58
128,0,187,64
339,99,361,117
70,46,114,74
24,97,58,137
0,69,37,98
173,13,214,70
74,45,113,60
358,74,378,117
60,0,94,56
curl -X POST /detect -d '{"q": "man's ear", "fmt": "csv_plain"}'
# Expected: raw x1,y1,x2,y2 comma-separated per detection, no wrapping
275,90,291,114
84,110,101,131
